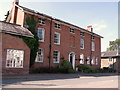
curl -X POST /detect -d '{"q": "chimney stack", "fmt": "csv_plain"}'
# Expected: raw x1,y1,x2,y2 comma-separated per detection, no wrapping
87,25,93,32
13,0,19,5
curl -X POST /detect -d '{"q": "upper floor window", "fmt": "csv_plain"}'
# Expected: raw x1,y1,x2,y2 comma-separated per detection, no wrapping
53,50,60,63
70,28,75,33
55,23,61,29
80,39,84,49
80,54,84,64
109,57,112,62
35,48,44,63
6,49,24,68
38,18,45,25
91,41,95,51
80,32,85,36
37,28,45,42
92,36,95,40
54,32,60,45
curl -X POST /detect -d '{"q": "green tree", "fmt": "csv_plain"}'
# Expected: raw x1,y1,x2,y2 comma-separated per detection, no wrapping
25,16,39,67
107,39,120,51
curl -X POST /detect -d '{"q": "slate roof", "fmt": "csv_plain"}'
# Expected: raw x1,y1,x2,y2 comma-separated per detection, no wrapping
16,4,103,38
101,50,120,58
0,21,34,37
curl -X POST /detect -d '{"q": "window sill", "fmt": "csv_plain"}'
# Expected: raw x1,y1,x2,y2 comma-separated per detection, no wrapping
53,62,59,64
38,23,46,25
54,43,60,45
39,40,44,43
55,28,61,30
6,67,23,69
80,48,84,50
35,61,43,63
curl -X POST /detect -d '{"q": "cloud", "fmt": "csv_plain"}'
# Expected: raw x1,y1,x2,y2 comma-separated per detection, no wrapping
92,21,107,31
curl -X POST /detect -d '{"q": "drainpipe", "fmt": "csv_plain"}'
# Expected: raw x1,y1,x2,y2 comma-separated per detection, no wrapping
48,18,53,70
90,28,93,66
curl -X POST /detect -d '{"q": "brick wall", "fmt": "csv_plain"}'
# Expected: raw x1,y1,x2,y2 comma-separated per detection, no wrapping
7,8,102,70
2,33,30,75
23,14,101,70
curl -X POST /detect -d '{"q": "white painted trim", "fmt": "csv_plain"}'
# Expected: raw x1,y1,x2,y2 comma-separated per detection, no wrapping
6,49,24,68
69,52,75,69
53,50,60,64
35,48,44,63
37,28,45,42
54,32,60,45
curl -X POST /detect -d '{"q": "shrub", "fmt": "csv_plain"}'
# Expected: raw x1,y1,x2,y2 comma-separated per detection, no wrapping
59,60,74,73
77,64,98,73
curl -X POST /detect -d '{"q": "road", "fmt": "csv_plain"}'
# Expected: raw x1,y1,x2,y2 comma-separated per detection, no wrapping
2,75,118,88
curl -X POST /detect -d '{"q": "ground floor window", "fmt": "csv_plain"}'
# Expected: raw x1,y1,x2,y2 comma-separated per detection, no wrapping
96,56,98,65
6,49,24,68
80,54,84,64
87,56,90,64
53,50,60,63
35,48,44,62
91,56,95,65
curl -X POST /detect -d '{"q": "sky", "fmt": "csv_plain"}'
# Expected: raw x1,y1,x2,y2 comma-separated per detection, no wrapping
0,0,119,52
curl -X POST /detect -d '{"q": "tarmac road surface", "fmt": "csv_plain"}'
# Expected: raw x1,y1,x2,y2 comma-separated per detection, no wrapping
2,75,118,88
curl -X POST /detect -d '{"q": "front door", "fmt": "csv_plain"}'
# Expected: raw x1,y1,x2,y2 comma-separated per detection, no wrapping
69,52,75,69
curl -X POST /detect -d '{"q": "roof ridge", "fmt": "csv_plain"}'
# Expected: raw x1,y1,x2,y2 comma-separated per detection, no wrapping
16,4,103,38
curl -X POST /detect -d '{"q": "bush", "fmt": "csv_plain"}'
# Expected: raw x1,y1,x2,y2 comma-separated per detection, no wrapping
77,64,98,73
31,60,75,74
59,60,74,73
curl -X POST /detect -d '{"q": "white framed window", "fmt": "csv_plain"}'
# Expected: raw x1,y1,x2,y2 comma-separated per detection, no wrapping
92,36,95,40
37,28,45,42
87,56,90,64
80,32,84,36
80,39,84,49
80,54,84,64
96,56,98,65
91,56,95,65
92,41,95,51
38,18,45,25
109,57,112,62
70,28,75,33
53,50,60,63
35,48,44,63
55,23,61,29
6,49,24,68
54,32,60,45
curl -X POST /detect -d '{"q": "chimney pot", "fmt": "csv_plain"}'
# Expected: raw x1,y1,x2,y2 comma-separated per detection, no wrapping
13,0,19,5
87,25,93,32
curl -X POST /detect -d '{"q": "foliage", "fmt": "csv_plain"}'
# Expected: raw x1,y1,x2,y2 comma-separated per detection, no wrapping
77,64,115,73
77,64,98,73
59,60,74,73
107,39,120,51
25,16,39,67
31,60,75,74
4,11,9,21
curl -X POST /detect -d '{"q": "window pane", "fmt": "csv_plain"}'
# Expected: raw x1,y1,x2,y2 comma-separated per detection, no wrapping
38,28,45,42
6,49,24,68
35,48,44,62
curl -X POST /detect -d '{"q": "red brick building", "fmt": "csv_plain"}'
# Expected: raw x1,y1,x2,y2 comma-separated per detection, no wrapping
0,21,33,75
6,0,103,70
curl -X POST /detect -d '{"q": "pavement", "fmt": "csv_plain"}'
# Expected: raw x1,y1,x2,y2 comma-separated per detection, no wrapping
2,73,119,80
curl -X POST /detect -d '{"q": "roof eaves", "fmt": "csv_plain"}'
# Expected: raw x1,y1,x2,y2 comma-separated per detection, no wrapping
18,5,103,38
